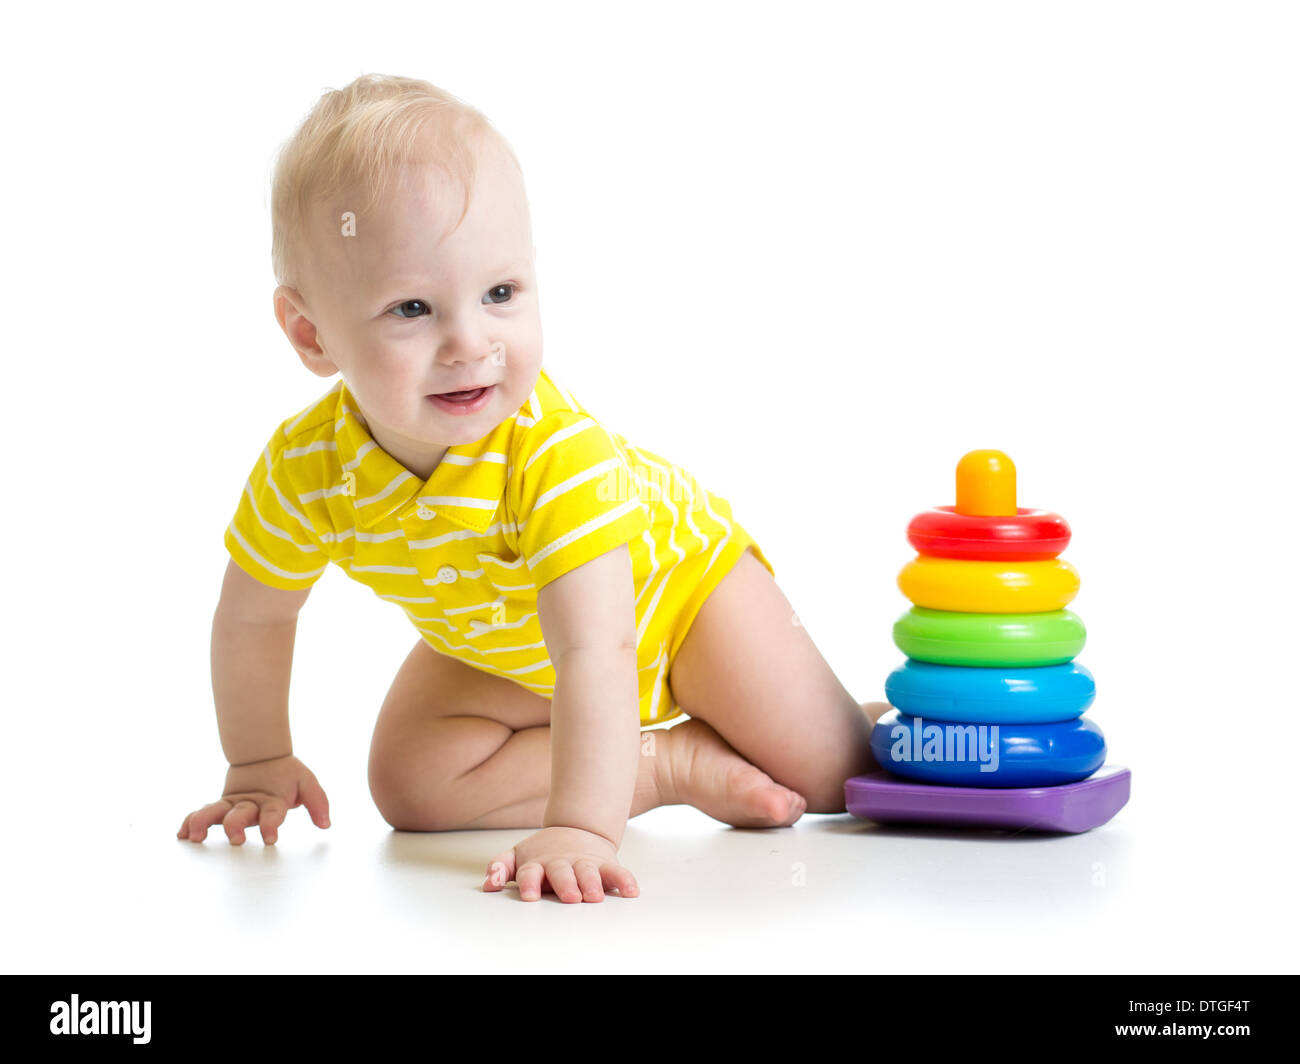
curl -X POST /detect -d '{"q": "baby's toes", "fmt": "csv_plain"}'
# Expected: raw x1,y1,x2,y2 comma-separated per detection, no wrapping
730,765,806,826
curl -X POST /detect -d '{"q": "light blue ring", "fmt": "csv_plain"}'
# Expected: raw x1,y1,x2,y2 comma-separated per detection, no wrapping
885,659,1095,724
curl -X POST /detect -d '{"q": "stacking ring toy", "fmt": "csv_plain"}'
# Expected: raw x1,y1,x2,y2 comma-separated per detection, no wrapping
893,607,1086,666
898,556,1080,613
906,450,1071,560
884,659,1095,724
869,709,1106,787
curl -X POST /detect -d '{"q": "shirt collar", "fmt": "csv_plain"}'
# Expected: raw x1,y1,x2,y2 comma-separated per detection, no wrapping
333,381,526,533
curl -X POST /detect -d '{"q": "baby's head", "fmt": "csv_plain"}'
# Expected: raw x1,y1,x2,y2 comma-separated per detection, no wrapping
270,73,542,477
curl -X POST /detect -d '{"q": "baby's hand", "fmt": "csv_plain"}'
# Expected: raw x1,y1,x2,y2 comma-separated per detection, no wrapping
176,754,330,845
483,826,639,903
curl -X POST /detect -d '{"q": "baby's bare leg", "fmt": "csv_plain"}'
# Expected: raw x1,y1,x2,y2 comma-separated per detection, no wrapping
667,547,882,814
367,639,668,831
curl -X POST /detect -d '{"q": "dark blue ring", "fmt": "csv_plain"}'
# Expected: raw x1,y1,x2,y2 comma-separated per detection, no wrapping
869,709,1107,787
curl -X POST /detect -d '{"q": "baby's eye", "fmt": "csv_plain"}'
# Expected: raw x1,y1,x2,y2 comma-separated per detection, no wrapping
389,299,430,319
483,284,516,305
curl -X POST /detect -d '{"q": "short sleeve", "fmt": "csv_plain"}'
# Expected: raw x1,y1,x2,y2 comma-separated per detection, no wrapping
224,430,331,591
512,411,653,591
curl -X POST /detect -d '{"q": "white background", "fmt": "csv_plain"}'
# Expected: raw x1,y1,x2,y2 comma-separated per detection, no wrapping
2,0,1296,974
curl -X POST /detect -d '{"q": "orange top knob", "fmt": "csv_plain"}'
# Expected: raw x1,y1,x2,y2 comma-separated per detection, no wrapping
955,450,1016,516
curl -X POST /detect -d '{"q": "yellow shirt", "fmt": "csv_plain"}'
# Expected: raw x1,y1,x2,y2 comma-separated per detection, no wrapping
224,367,774,725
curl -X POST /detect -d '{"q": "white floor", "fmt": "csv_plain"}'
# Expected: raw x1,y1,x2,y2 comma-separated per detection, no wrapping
8,746,1293,974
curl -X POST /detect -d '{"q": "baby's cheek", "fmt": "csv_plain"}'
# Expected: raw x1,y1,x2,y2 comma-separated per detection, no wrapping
508,333,545,375
371,360,426,404
365,339,418,375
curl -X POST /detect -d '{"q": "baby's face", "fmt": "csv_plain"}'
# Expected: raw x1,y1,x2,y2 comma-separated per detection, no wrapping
284,138,542,477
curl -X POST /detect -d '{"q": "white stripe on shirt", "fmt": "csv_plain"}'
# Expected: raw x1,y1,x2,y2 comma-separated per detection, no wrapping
228,523,328,582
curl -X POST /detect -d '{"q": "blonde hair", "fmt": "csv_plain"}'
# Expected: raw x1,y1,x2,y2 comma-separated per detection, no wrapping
270,73,519,293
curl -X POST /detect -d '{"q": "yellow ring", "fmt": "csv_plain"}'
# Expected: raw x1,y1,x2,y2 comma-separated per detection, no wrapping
897,556,1080,613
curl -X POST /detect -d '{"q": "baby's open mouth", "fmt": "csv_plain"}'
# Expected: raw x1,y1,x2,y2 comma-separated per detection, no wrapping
427,385,495,413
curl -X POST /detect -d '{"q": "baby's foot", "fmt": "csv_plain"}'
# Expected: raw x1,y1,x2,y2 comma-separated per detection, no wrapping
658,719,807,828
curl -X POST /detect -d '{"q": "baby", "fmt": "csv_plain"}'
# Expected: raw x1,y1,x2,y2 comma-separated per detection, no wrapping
178,73,884,902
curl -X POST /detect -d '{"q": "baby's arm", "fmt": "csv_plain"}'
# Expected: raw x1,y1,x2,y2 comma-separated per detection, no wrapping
176,559,330,845
483,542,641,901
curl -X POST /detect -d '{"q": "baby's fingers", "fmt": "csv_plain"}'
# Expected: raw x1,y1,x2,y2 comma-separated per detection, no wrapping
483,851,515,893
295,771,331,830
573,859,606,903
177,801,232,843
257,800,288,845
517,860,545,902
545,859,582,904
600,861,639,899
223,800,262,845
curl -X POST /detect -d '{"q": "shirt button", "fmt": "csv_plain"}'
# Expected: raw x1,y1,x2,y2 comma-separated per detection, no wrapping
416,506,436,520
436,565,458,584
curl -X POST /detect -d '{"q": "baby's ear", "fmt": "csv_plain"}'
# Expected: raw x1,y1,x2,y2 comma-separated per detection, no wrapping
274,285,339,377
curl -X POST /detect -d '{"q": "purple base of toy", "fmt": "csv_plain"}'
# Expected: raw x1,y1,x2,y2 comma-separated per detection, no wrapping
844,764,1131,834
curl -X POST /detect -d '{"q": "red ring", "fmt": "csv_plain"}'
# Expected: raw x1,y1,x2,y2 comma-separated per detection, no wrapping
907,507,1071,560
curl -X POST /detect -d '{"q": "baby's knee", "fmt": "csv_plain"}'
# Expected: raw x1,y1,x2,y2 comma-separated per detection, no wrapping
367,748,457,831
793,707,879,813
798,777,850,815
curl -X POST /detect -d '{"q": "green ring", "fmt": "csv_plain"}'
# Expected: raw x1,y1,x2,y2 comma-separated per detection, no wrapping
892,607,1086,667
